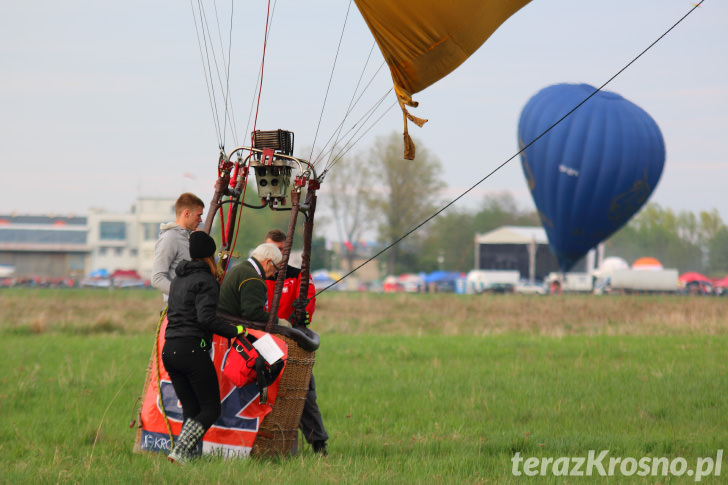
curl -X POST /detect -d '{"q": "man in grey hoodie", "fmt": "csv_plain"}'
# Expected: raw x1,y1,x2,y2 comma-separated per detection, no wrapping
151,192,205,300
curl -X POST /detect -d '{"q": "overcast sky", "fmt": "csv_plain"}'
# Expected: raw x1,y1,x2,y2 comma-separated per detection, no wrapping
1,0,725,235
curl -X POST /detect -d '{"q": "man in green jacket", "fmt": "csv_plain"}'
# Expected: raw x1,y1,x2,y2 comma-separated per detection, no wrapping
217,243,283,323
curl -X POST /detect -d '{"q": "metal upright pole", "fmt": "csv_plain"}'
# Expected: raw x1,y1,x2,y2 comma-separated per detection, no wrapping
293,182,318,327
202,170,230,235
266,189,300,332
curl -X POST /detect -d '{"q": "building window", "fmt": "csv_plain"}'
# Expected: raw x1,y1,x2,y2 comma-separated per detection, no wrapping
143,223,161,241
115,247,124,256
68,254,85,271
100,221,126,240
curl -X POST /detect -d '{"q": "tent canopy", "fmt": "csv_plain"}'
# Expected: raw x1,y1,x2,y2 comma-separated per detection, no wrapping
88,268,109,278
678,272,711,284
632,257,663,270
424,271,465,284
712,275,728,288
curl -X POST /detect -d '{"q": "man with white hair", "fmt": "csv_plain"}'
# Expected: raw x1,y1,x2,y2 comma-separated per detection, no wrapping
217,243,283,322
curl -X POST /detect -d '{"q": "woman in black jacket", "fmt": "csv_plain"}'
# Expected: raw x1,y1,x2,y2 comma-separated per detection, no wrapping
162,231,246,465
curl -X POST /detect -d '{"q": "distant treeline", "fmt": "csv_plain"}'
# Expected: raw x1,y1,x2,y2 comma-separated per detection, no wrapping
213,130,726,277
324,193,726,277
606,203,727,276
215,188,725,278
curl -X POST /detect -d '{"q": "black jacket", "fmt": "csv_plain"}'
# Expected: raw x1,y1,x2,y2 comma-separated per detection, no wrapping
166,260,239,348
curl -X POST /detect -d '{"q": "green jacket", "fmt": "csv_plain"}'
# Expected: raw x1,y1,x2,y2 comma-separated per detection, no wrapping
217,257,271,324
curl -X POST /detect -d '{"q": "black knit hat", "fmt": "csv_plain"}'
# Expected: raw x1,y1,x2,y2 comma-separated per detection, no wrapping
189,231,216,259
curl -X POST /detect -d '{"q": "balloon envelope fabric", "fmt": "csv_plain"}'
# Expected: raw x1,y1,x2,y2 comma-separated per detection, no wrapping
518,83,665,271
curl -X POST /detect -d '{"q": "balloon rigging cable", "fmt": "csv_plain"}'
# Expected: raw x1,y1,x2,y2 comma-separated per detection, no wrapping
321,43,381,169
189,0,705,294
308,0,354,165
314,0,706,295
191,0,226,149
191,0,391,167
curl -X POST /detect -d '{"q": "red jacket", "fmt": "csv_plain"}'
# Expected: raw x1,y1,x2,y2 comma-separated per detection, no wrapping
265,272,316,321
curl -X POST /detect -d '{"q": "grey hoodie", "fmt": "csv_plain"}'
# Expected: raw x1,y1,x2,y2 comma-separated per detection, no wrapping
151,222,191,299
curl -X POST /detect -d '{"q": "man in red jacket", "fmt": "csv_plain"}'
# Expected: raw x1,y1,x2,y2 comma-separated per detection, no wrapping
264,230,316,320
264,230,328,456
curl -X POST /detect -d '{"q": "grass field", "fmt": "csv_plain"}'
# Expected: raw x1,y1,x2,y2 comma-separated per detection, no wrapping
1,289,727,483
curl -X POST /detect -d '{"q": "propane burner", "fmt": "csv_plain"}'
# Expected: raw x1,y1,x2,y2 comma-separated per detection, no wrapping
249,129,296,202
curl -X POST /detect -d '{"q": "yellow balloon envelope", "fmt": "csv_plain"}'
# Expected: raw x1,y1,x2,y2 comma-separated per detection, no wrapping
354,0,531,158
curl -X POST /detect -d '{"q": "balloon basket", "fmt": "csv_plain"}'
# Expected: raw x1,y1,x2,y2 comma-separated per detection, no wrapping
251,334,315,458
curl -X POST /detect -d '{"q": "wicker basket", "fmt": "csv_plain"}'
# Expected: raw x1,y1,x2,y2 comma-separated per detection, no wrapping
251,334,315,457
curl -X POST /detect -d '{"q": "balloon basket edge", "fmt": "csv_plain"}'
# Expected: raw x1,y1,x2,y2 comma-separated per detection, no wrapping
251,334,315,458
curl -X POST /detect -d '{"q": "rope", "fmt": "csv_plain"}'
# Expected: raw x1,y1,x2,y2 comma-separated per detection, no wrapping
191,0,387,173
223,167,250,277
321,93,395,174
219,0,236,147
250,0,273,142
242,0,279,147
154,306,175,447
315,0,706,295
191,0,242,149
315,91,396,184
312,86,394,179
190,0,223,148
315,60,388,169
314,80,391,172
323,42,379,168
307,0,353,163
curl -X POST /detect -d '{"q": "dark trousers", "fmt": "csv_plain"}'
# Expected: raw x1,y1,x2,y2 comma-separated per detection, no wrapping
162,338,221,429
300,374,328,443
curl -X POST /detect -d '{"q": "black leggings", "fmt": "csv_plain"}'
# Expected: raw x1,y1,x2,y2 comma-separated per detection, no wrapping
162,338,221,429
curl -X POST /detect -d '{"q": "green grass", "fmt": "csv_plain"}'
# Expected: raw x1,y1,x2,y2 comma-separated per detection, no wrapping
2,327,727,483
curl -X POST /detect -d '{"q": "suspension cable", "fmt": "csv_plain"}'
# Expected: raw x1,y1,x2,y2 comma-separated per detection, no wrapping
201,2,229,146
215,0,237,147
323,42,378,167
250,0,273,144
318,91,395,175
221,0,271,252
313,59,387,169
315,0,706,295
191,0,244,149
308,0,353,163
191,0,223,148
242,0,278,145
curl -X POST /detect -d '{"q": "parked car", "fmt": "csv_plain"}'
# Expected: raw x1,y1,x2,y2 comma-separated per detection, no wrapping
515,280,547,295
483,282,515,293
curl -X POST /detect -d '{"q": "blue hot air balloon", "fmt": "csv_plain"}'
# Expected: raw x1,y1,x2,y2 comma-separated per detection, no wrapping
518,83,665,271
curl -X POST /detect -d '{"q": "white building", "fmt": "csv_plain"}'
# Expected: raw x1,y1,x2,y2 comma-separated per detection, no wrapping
84,197,177,279
0,214,89,279
1,198,180,281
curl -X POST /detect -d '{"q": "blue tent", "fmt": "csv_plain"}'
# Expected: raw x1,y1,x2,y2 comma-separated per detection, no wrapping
424,271,463,284
424,271,466,293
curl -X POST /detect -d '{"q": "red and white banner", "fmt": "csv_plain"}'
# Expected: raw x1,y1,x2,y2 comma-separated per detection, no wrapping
136,318,288,458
